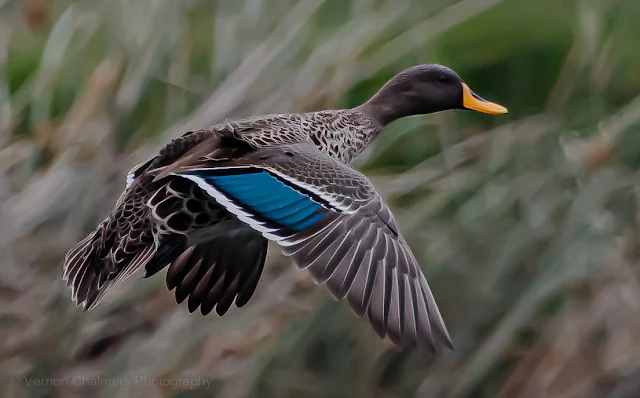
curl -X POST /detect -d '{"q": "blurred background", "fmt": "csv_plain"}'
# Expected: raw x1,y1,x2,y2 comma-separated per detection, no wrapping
1,0,640,397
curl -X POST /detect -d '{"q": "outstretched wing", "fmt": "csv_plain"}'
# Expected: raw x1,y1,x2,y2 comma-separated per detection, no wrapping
171,144,452,352
62,130,262,313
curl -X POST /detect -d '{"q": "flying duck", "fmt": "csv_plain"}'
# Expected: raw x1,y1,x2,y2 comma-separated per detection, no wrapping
63,64,507,353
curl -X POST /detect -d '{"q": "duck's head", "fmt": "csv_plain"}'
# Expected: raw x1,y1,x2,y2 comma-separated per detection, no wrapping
360,64,508,126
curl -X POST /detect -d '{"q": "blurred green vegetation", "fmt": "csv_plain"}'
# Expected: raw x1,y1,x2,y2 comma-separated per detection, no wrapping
1,0,640,397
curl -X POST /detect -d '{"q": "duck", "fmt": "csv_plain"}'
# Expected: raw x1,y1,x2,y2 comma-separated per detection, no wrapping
63,64,507,353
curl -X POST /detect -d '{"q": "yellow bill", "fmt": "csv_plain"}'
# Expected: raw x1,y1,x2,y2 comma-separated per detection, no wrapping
462,83,508,115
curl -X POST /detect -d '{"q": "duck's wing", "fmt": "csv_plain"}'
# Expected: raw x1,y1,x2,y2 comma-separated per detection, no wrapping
144,175,268,316
170,143,452,352
63,131,267,314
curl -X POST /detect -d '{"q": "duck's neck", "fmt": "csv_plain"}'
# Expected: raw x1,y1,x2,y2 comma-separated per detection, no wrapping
355,99,402,127
355,79,426,126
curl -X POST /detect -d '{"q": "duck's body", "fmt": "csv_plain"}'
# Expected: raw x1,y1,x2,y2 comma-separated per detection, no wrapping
63,64,507,353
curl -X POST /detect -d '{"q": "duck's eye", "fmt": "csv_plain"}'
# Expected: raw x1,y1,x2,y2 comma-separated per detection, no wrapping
437,75,450,83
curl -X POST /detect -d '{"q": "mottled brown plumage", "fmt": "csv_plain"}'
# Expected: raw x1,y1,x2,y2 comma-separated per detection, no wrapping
63,64,507,353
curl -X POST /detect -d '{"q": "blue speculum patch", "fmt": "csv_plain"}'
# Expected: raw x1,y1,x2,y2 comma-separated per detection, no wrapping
202,171,325,231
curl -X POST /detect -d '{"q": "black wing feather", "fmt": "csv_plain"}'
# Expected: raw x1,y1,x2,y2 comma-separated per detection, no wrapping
165,231,267,316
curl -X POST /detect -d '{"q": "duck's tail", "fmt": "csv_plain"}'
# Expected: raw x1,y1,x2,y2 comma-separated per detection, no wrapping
62,201,161,311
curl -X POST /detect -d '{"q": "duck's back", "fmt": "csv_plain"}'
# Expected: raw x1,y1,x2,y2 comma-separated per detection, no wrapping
208,109,381,164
